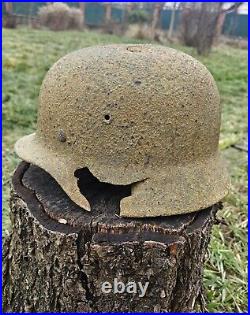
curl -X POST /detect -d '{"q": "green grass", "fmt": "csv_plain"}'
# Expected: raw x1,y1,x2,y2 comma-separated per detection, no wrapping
2,27,248,312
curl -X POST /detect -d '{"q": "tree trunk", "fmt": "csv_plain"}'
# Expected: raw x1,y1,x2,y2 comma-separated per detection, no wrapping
27,2,34,28
151,3,162,39
2,162,221,312
168,3,177,39
79,2,85,27
105,3,112,24
4,2,17,29
180,3,223,55
123,3,133,25
214,12,226,44
5,2,13,14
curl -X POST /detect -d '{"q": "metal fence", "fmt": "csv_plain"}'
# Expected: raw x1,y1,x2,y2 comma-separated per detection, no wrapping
2,2,248,38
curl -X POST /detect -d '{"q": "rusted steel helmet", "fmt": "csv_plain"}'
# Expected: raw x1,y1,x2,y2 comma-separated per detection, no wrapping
15,44,230,217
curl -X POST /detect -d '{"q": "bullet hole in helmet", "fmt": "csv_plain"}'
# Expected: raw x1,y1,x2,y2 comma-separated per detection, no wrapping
74,167,131,215
104,114,111,124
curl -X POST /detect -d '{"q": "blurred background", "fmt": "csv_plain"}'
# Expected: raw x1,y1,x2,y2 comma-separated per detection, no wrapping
2,2,248,51
2,2,248,313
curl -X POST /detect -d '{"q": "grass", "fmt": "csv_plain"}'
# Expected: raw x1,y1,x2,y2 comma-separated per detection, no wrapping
2,27,248,312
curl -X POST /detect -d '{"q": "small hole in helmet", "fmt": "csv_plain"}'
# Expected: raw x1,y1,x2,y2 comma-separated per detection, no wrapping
104,114,111,123
134,80,141,85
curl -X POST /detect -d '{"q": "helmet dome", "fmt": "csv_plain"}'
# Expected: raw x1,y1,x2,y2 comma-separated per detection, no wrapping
15,44,230,217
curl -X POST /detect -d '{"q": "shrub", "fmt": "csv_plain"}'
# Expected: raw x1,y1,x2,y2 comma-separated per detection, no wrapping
38,3,83,31
128,10,150,25
68,7,83,30
38,3,70,31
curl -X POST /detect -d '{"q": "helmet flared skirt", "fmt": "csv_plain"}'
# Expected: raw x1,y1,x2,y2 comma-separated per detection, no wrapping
15,133,230,217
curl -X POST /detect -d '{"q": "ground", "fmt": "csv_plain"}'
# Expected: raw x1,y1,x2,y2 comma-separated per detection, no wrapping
2,27,248,312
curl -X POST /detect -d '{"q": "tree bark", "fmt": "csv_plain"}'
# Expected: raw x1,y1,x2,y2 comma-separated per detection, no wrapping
151,3,162,39
5,2,13,14
152,4,161,30
2,162,221,312
168,3,177,39
79,3,85,27
105,3,112,24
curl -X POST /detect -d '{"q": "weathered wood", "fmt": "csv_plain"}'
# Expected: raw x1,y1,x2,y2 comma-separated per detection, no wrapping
2,162,220,312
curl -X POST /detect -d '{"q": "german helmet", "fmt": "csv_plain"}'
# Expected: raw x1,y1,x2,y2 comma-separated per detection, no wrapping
15,44,230,217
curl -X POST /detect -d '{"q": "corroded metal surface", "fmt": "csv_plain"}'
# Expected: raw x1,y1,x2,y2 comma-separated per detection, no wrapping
15,44,230,217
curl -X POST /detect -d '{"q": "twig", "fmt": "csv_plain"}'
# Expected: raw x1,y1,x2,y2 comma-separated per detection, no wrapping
231,144,248,152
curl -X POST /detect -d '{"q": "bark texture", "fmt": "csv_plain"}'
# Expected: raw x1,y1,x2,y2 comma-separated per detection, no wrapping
2,162,220,312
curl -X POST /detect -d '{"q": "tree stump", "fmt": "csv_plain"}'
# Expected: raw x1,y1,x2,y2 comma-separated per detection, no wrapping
3,162,220,313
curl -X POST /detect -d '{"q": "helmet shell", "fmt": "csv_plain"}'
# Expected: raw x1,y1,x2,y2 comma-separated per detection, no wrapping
15,44,230,217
